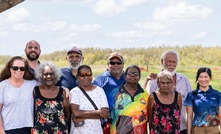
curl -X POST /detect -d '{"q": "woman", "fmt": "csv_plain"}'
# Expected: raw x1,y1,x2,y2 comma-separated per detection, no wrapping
110,65,149,134
0,56,37,134
148,70,182,134
184,67,221,134
70,65,109,134
31,61,70,134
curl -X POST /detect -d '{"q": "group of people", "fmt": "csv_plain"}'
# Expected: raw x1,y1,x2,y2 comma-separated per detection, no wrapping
0,40,220,134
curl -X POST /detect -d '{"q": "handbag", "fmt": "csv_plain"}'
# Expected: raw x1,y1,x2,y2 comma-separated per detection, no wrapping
79,86,111,134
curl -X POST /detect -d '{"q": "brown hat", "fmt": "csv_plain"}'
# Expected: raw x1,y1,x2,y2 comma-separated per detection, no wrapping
108,52,124,62
67,46,82,55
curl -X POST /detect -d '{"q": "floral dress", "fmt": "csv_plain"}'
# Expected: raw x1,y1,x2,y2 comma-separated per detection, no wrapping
150,91,181,134
32,86,68,134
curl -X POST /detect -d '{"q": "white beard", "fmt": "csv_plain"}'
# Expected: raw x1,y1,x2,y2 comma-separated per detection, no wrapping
164,68,176,76
68,61,82,71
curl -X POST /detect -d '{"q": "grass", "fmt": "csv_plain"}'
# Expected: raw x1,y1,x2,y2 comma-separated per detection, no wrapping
90,65,221,91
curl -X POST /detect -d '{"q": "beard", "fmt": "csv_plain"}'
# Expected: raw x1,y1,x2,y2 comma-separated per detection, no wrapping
26,53,39,61
164,68,176,76
68,61,82,70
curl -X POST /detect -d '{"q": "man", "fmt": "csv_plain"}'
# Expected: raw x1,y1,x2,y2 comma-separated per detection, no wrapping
24,40,41,73
93,52,125,107
145,49,192,134
56,46,83,133
56,46,84,91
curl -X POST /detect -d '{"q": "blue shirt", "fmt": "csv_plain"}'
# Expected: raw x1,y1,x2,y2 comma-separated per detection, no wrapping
92,69,125,107
56,68,78,91
184,86,221,126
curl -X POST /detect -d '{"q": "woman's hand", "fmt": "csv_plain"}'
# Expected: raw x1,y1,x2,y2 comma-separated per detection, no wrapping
62,86,71,101
72,117,84,124
99,107,110,119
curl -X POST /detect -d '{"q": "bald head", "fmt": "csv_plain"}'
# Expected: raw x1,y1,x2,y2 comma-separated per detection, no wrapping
25,40,41,61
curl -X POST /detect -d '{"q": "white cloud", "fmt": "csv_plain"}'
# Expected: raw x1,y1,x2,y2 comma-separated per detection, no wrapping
12,19,101,36
93,0,148,17
135,21,172,30
191,32,207,39
121,0,148,7
0,31,8,38
134,1,213,37
5,8,30,23
13,23,39,32
69,24,102,32
13,21,66,32
45,21,66,31
153,2,213,23
111,31,144,38
111,30,175,39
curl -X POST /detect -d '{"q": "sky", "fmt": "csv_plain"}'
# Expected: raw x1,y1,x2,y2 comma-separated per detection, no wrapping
0,0,220,56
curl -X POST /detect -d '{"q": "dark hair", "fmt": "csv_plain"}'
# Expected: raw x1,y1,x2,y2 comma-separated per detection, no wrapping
193,67,212,94
0,56,36,82
77,65,92,76
125,65,141,76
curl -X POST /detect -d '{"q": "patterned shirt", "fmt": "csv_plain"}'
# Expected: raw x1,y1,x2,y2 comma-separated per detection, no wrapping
184,86,221,126
150,91,181,134
146,72,192,131
110,84,148,134
32,86,68,134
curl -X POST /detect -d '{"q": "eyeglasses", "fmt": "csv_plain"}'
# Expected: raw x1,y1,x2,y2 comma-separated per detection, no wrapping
11,66,26,71
109,61,122,65
78,72,92,77
127,72,139,76
43,73,54,77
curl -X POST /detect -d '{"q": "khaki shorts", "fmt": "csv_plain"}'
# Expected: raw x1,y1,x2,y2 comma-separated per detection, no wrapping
192,126,221,134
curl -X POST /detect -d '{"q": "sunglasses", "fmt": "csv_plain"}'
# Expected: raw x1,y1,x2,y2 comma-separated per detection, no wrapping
127,72,139,76
78,72,92,77
11,66,26,71
109,61,122,65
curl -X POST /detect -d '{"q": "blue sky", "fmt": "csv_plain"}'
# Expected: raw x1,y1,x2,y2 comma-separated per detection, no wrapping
0,0,220,56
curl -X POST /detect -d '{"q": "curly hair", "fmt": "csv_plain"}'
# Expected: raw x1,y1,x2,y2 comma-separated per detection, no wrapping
35,61,61,84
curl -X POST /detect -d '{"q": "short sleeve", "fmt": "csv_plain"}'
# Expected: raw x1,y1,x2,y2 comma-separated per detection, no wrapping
218,92,221,106
184,91,193,107
0,82,5,104
70,87,81,105
97,86,109,108
146,80,157,94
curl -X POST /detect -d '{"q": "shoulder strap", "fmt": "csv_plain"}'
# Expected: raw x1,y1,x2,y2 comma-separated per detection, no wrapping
33,86,40,98
78,86,98,110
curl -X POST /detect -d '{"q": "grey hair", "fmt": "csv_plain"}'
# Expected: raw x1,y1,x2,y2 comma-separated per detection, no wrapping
157,70,173,83
35,61,61,84
160,50,180,65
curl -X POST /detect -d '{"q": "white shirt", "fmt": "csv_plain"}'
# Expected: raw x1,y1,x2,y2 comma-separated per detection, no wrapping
0,79,37,130
70,86,109,134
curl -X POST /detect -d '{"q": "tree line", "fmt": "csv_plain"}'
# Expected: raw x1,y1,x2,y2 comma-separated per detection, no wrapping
1,45,221,68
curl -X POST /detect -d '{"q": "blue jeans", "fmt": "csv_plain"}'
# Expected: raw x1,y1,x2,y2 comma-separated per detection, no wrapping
5,127,31,134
